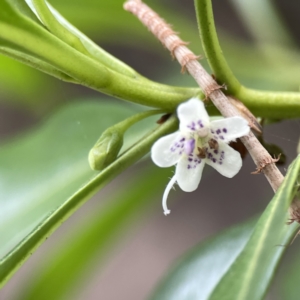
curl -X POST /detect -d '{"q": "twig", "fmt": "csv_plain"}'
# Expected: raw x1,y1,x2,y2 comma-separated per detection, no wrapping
124,0,284,192
251,154,281,175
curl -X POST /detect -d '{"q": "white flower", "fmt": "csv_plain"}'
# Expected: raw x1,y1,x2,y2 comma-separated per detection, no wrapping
151,98,250,215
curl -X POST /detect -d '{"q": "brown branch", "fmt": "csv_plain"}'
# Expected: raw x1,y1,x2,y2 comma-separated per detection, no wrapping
124,0,284,192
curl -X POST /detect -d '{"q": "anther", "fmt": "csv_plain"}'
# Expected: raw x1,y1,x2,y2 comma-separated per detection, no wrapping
208,138,219,150
197,147,206,159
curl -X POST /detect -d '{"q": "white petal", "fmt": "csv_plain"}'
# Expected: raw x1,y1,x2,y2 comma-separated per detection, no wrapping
151,132,183,167
175,154,205,192
162,175,177,215
205,143,242,178
209,116,249,143
177,98,210,133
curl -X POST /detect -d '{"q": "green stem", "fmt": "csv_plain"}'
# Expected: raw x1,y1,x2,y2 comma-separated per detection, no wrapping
31,0,144,79
235,87,300,119
102,70,202,111
89,109,166,170
0,46,77,83
1,2,200,110
194,0,300,118
32,0,90,55
0,115,178,287
194,0,241,94
0,18,199,110
117,110,165,132
3,1,300,117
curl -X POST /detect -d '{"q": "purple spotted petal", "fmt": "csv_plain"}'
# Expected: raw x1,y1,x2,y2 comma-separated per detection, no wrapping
175,154,205,192
177,98,210,133
151,132,183,167
210,117,249,143
205,143,242,178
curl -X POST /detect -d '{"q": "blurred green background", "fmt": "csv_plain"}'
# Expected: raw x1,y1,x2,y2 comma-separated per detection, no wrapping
1,1,300,299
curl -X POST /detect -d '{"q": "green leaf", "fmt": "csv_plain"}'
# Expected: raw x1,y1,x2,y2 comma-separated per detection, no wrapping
0,55,49,105
18,166,170,300
0,99,178,287
229,0,294,47
210,156,300,300
151,218,256,300
277,236,300,300
277,244,300,300
151,155,300,300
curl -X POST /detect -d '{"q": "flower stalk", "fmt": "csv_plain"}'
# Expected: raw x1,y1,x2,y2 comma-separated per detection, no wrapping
89,109,164,170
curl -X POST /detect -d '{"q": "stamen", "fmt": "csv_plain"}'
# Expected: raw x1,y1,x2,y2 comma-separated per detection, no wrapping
208,138,219,150
162,175,177,215
197,147,206,159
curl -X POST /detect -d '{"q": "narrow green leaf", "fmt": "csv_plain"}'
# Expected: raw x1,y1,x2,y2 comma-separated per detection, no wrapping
230,0,294,47
210,155,300,300
151,218,256,300
0,99,178,287
278,241,300,300
151,155,300,300
19,166,169,300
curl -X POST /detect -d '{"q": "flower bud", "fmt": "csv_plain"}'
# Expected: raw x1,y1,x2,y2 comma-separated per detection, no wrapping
88,128,123,171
